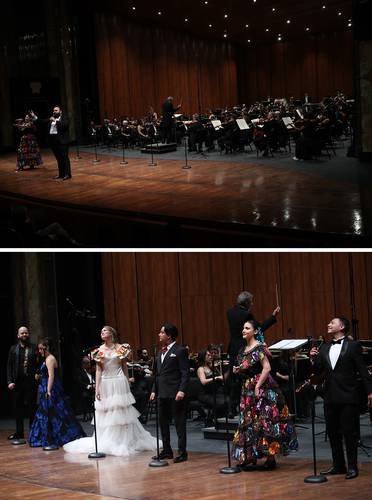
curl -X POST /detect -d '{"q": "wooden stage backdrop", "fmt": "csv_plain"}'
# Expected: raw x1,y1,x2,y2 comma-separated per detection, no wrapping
102,253,372,352
94,11,352,121
95,12,238,119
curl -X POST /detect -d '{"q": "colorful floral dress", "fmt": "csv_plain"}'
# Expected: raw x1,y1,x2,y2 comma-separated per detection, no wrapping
29,362,86,447
232,343,298,465
16,124,43,170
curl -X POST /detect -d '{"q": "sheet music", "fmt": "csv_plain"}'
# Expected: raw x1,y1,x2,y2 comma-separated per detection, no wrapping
269,339,308,350
282,117,295,129
211,120,222,130
236,118,249,130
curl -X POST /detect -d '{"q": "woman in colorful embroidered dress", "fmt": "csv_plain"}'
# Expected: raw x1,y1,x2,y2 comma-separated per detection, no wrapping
64,326,158,456
29,337,85,448
13,114,43,171
232,320,297,469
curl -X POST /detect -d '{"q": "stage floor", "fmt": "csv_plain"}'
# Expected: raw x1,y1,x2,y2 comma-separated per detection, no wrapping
0,147,371,247
1,429,371,500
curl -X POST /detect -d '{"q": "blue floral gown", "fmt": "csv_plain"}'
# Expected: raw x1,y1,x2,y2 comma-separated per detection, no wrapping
29,362,85,447
232,343,298,465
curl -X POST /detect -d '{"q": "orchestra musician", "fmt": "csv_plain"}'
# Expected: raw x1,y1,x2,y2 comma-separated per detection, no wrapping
310,317,372,480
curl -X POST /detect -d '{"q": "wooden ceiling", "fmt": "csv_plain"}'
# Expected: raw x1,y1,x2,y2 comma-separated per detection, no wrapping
98,0,353,45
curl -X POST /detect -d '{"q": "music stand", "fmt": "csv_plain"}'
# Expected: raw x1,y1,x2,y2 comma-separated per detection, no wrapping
269,339,309,428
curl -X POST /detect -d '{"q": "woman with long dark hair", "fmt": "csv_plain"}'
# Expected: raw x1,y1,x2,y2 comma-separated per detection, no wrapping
232,320,298,469
29,337,85,448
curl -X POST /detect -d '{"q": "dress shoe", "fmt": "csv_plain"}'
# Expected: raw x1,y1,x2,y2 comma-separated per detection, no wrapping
53,175,62,179
173,453,188,463
152,450,173,460
345,469,358,480
262,458,276,470
63,175,72,181
320,466,347,475
8,433,24,440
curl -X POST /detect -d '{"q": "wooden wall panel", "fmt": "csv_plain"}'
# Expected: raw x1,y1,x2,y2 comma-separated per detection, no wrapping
95,13,238,119
101,253,372,356
135,253,181,349
239,31,353,104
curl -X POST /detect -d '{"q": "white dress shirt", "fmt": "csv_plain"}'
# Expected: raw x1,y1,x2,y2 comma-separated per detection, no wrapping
161,341,176,363
50,117,61,135
329,337,345,370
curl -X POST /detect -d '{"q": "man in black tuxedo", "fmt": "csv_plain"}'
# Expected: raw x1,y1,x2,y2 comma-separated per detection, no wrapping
31,106,71,180
310,317,372,480
161,97,181,143
6,326,39,440
150,323,189,463
77,356,95,421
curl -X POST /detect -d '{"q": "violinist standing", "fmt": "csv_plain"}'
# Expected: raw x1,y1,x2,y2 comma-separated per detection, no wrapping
310,317,372,480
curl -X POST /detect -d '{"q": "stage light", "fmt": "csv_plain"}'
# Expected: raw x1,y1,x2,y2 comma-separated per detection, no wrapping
266,28,269,32
245,24,249,28
272,8,276,12
224,14,228,18
247,39,251,43
158,11,162,15
347,22,352,27
322,5,326,9
306,27,310,31
338,12,342,16
185,18,188,22
286,19,291,24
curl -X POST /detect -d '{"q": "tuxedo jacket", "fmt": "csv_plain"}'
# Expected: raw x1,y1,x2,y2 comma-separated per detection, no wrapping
7,343,38,385
77,368,95,392
313,339,372,405
226,305,277,356
37,116,70,145
153,343,190,398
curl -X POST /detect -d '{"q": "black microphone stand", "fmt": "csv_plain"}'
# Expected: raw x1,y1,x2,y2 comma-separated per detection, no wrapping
148,139,157,167
120,137,128,166
219,346,241,474
304,386,327,483
182,131,191,170
43,398,59,451
93,136,100,164
149,346,168,467
86,348,105,459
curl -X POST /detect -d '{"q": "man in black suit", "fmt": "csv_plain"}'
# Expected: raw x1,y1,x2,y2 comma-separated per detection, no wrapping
226,291,280,416
31,106,71,180
150,323,189,463
310,317,372,480
6,326,39,440
161,97,181,143
77,356,95,421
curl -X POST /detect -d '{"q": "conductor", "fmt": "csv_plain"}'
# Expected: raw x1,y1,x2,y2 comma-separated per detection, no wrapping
161,96,181,143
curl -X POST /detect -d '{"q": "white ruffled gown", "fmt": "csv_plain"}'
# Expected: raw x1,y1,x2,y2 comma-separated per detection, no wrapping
63,350,158,456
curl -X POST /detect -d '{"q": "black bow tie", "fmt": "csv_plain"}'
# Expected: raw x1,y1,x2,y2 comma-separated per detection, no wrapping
331,338,344,345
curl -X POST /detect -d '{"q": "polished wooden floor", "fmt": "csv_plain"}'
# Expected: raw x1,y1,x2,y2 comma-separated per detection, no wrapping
0,431,371,500
0,150,369,246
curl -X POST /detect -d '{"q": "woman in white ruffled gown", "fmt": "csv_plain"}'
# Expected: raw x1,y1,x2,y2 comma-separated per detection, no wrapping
64,326,158,456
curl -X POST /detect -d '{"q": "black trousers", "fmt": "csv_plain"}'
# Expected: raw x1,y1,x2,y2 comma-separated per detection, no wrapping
50,143,71,178
158,397,187,454
324,403,360,470
12,376,37,436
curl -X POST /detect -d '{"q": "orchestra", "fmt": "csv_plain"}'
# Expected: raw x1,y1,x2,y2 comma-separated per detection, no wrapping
83,91,352,161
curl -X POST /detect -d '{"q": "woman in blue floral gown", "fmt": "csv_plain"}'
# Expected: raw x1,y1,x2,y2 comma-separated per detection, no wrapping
29,338,85,448
232,320,297,469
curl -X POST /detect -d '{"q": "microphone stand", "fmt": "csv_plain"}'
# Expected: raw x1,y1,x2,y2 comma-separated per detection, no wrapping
43,393,59,451
149,346,168,467
220,346,241,474
148,139,157,167
304,386,327,483
93,136,100,164
182,132,191,170
120,137,128,165
86,347,105,459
